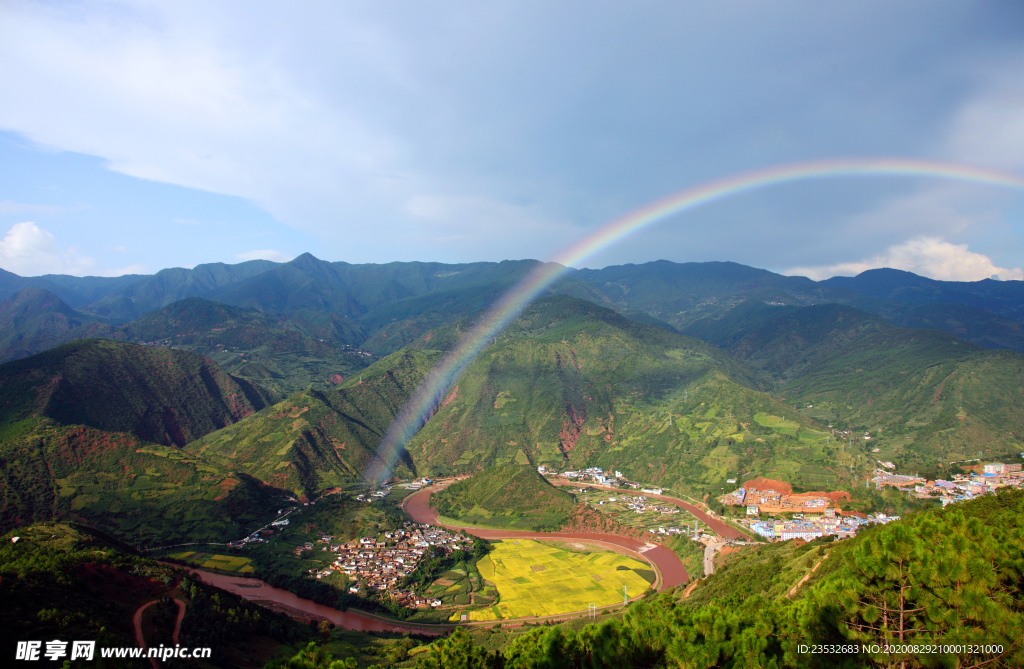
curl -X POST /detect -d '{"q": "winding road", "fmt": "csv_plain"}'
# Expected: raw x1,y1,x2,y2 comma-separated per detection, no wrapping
133,597,186,669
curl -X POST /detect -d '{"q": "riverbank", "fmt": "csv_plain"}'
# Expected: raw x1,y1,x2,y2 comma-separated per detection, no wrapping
548,479,753,541
402,486,689,589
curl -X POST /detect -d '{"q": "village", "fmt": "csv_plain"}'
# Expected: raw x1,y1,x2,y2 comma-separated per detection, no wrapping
871,461,1024,505
296,522,475,610
720,460,1024,542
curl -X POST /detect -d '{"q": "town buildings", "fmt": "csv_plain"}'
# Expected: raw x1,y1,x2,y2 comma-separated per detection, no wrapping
302,522,473,610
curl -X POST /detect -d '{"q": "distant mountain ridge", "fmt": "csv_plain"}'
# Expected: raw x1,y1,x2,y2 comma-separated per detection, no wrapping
4,255,1024,375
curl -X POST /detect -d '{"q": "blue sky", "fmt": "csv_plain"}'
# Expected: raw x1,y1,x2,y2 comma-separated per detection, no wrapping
1,1,1023,280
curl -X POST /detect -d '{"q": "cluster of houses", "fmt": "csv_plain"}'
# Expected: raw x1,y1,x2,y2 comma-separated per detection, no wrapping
747,509,898,541
547,466,625,486
722,487,833,515
137,338,173,347
875,462,1024,505
298,523,473,608
597,494,679,517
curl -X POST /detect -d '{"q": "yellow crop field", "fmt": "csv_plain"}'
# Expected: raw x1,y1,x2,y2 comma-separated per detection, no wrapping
454,540,651,621
168,551,253,573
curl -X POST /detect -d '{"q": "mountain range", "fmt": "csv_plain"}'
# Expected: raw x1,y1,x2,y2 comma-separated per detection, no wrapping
1,255,1023,544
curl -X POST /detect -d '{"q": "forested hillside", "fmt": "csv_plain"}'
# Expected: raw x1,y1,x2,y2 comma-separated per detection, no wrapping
0,338,274,446
0,522,308,666
191,349,444,498
404,295,836,497
430,465,577,530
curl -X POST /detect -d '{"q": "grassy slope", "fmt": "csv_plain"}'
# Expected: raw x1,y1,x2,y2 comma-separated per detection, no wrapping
781,337,1024,471
0,415,289,542
716,302,1024,473
405,296,833,497
0,339,292,542
190,349,444,498
430,464,578,530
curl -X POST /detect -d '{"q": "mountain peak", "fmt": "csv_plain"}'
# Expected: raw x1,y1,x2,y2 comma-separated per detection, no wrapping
288,252,323,268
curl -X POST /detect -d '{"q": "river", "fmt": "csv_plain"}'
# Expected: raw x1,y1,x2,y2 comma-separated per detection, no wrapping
183,567,443,635
179,483,692,633
402,487,689,589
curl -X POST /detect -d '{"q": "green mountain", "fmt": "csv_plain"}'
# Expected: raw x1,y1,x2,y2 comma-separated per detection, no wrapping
0,287,108,362
0,267,144,308
0,338,275,447
81,259,280,322
401,295,834,496
429,464,578,531
575,260,848,330
0,339,290,540
0,410,291,541
821,267,1024,320
712,302,1024,472
726,303,894,382
208,254,608,356
110,297,375,396
881,301,1024,352
0,292,377,396
779,332,1024,472
190,348,443,498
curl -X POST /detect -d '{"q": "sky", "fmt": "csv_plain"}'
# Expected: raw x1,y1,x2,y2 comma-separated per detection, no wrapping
1,1,1023,281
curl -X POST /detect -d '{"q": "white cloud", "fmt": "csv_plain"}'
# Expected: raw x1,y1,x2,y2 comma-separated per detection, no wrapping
0,221,95,276
235,249,292,262
786,236,1024,282
0,200,65,216
1,1,1021,269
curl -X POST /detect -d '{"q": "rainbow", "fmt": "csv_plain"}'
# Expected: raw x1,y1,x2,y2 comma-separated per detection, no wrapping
364,157,1024,485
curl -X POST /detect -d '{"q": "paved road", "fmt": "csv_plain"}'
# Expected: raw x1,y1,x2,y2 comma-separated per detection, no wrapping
402,486,689,589
703,542,727,576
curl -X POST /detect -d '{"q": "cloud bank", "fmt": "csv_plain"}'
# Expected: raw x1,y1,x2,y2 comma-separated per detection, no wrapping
786,237,1024,281
0,221,95,276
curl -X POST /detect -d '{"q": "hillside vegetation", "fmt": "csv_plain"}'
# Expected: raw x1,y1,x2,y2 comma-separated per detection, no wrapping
430,465,578,531
0,522,308,666
0,338,274,447
0,287,107,362
406,296,833,496
191,349,444,497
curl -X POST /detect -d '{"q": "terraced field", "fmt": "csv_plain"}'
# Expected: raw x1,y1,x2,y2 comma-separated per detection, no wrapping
167,551,255,573
456,540,652,621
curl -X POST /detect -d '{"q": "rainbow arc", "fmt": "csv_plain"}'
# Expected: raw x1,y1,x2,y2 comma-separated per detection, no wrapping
364,157,1024,486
